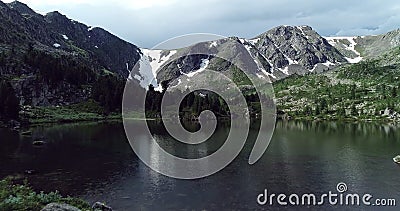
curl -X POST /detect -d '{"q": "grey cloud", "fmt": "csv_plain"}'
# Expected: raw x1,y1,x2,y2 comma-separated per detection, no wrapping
23,0,400,48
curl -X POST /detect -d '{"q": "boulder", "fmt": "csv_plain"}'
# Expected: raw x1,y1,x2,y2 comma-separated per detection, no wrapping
33,140,46,146
41,203,81,211
92,202,112,211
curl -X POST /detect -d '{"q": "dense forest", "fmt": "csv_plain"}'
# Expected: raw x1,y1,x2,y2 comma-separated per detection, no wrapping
0,79,19,120
143,83,265,120
0,44,126,123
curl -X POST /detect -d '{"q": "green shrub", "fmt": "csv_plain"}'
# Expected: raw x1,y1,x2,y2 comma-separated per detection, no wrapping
0,178,90,210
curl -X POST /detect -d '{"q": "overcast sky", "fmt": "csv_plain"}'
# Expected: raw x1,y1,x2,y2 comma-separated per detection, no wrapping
4,0,400,48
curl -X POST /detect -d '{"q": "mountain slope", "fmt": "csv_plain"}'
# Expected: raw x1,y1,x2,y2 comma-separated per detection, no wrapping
0,0,140,108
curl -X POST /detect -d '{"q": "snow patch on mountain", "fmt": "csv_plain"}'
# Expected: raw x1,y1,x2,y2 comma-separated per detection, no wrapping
135,53,159,90
279,66,289,75
182,58,210,77
345,56,363,63
141,49,177,76
249,38,260,45
133,49,177,91
325,36,363,63
284,54,298,65
209,41,217,48
322,60,335,67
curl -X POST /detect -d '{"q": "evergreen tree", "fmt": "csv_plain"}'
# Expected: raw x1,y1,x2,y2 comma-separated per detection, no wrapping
391,86,397,98
0,80,20,119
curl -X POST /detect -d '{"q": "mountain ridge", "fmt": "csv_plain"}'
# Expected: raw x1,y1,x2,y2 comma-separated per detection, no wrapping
134,24,400,90
133,25,400,92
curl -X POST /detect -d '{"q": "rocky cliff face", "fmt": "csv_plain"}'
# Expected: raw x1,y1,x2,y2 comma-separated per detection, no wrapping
251,25,346,74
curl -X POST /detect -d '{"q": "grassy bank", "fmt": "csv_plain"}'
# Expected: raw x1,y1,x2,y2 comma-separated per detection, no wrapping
0,177,90,210
20,100,121,125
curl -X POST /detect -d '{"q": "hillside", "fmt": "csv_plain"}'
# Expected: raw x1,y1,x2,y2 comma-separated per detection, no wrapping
0,1,141,124
274,48,400,122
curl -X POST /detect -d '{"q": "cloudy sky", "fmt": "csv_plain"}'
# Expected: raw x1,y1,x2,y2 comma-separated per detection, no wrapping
4,0,400,48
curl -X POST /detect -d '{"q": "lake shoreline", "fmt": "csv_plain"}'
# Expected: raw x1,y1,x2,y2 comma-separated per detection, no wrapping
2,112,399,130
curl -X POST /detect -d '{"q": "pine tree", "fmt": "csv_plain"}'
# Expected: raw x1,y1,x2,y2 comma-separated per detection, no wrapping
391,86,397,98
0,80,20,119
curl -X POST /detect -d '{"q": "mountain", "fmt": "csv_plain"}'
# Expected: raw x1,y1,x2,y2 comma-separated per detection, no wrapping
132,26,400,92
131,25,356,92
130,25,400,121
0,1,140,109
273,28,400,121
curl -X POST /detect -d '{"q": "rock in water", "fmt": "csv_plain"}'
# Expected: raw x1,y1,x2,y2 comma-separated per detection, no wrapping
41,203,81,211
33,140,46,146
393,155,400,164
24,169,36,175
92,202,113,211
21,130,32,136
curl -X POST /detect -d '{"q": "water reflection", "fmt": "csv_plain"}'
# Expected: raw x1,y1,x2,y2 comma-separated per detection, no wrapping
0,120,399,210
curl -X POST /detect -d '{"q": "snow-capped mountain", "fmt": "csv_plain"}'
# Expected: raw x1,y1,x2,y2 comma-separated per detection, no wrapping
130,25,400,91
130,25,353,90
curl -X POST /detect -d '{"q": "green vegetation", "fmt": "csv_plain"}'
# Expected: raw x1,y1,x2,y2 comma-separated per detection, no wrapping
231,65,252,86
0,79,20,120
0,178,90,210
0,43,125,125
21,100,121,124
143,83,265,119
92,75,125,114
23,46,96,86
273,59,400,121
143,85,228,119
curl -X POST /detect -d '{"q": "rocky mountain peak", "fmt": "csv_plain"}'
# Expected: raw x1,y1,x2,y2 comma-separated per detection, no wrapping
248,25,345,75
6,1,36,16
267,25,313,36
45,11,70,23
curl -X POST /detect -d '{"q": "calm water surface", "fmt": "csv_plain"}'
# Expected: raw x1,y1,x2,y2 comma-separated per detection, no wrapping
0,120,399,210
